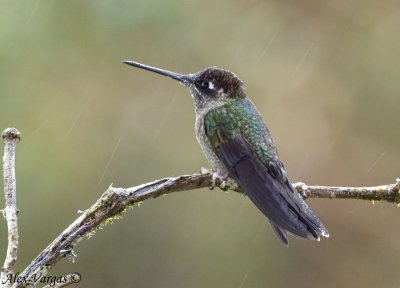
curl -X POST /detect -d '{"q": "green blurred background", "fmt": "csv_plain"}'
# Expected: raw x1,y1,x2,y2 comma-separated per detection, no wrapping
1,0,400,287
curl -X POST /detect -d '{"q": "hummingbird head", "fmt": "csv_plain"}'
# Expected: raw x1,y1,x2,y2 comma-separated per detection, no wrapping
187,67,246,110
123,61,246,111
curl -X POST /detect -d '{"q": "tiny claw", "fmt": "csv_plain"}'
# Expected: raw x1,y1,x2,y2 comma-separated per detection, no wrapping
211,171,230,191
200,167,213,175
209,172,218,190
219,181,230,192
200,168,231,191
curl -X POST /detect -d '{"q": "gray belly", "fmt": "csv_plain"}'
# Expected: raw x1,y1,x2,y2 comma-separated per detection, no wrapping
195,115,230,177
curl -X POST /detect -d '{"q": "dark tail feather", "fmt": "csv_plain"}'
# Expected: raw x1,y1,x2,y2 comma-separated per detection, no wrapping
269,221,289,247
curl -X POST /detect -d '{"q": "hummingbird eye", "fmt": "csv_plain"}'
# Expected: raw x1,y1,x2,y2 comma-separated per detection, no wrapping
200,81,209,89
199,81,215,91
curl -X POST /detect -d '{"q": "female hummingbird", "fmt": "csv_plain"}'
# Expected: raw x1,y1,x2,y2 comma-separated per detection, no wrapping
123,60,329,246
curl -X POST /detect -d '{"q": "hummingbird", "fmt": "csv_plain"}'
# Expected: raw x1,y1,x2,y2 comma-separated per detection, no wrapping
123,60,329,246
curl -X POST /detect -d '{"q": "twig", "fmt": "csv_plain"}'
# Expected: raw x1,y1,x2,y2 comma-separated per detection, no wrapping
2,125,398,287
295,180,400,203
1,128,21,288
12,171,400,288
14,174,215,287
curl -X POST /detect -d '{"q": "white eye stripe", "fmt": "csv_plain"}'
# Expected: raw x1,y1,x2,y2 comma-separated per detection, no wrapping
208,81,215,90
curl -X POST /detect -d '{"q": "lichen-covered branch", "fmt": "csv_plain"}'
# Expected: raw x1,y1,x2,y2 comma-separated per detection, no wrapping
294,180,400,203
13,172,400,287
2,127,398,288
14,174,216,287
1,128,21,288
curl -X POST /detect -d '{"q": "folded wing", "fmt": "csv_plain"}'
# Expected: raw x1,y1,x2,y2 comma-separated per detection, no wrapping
204,103,329,245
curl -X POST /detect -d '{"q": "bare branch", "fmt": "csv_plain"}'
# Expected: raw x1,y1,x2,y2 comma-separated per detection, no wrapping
294,180,400,203
12,171,400,287
14,173,215,287
1,128,21,288
2,126,397,287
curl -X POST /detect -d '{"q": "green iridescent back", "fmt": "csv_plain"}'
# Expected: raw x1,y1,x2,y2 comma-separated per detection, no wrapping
204,98,277,165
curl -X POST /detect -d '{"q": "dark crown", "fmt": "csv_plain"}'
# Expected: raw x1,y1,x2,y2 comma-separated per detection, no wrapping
195,67,245,97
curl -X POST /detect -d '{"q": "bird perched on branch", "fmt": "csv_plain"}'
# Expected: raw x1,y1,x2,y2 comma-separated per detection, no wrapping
123,60,329,246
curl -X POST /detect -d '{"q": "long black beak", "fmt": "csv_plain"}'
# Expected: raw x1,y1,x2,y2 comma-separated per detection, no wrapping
123,60,190,85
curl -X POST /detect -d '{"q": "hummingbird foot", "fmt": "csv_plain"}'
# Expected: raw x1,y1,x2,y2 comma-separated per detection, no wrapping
200,167,230,191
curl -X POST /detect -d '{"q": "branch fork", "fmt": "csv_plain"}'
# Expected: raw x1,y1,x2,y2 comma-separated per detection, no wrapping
1,127,399,288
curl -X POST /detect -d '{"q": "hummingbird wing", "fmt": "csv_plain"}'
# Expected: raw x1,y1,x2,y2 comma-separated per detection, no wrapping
204,99,329,245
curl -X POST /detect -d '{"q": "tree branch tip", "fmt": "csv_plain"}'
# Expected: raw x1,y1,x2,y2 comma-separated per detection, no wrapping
390,178,400,204
2,128,21,142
